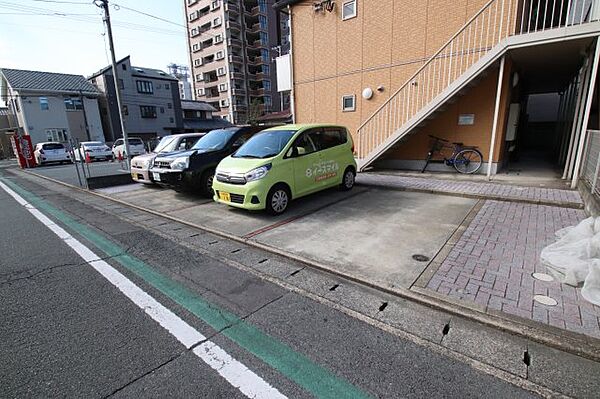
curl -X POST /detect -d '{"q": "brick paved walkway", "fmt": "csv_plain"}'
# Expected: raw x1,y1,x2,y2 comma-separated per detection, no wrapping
356,173,583,206
426,200,600,338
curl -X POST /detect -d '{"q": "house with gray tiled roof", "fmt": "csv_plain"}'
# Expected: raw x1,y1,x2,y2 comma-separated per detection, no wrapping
88,56,183,143
0,68,105,145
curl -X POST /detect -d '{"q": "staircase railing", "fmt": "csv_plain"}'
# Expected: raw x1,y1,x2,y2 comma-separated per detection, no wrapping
356,0,599,162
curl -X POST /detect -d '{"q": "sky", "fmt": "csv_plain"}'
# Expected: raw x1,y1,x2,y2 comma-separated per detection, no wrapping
0,0,188,76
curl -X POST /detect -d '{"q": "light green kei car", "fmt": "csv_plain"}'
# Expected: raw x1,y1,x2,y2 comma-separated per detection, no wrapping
213,124,357,215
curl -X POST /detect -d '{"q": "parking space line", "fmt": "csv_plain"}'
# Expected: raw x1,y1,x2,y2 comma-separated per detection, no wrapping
0,179,286,399
242,188,370,239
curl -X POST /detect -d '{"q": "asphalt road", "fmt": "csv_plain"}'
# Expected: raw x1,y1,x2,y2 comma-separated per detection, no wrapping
0,170,541,398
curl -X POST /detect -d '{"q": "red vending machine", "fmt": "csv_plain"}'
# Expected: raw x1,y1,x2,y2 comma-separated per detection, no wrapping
10,133,37,168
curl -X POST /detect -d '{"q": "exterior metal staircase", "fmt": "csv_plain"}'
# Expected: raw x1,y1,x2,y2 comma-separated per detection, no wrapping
357,0,600,171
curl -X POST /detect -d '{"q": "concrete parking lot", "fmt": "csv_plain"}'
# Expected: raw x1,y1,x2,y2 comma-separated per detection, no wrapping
98,182,476,290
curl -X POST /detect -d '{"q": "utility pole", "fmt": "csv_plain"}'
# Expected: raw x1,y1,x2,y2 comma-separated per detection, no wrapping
94,0,131,168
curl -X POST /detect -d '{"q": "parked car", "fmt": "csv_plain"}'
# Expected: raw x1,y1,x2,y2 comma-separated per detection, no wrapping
112,137,146,159
73,141,113,162
213,124,357,215
33,142,71,165
130,133,205,184
150,126,265,196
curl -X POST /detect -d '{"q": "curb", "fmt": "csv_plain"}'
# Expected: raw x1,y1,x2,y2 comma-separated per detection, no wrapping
19,168,600,362
355,180,585,210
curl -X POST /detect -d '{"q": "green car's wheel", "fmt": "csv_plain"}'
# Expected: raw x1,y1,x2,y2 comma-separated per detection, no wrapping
266,184,290,215
340,167,355,191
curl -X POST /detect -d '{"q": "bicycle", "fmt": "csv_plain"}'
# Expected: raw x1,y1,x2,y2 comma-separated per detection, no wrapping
421,135,483,174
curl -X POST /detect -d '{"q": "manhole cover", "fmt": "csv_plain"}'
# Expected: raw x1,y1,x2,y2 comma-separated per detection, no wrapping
412,254,430,262
532,272,554,282
533,295,558,306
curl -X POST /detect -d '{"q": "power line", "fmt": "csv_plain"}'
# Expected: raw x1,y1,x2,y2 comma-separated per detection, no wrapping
112,3,186,28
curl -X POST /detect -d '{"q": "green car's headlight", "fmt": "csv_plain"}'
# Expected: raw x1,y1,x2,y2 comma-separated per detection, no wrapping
245,163,272,182
170,157,189,171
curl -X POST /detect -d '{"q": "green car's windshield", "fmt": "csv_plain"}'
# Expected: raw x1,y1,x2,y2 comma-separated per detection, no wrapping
191,129,237,151
153,136,178,153
232,130,297,159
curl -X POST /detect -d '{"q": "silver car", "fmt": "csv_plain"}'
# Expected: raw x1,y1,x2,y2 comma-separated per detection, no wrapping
131,133,205,184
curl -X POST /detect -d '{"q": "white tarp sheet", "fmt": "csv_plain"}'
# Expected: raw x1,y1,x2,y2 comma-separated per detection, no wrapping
540,217,600,306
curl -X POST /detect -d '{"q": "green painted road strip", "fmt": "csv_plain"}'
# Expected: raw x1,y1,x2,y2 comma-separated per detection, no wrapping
2,177,371,399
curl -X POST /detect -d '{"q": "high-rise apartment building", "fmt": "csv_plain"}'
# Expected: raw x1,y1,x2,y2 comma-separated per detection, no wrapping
185,0,282,124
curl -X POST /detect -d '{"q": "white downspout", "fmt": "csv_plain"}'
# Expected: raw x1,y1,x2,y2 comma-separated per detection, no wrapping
563,61,589,179
487,56,506,179
571,37,600,188
288,5,296,123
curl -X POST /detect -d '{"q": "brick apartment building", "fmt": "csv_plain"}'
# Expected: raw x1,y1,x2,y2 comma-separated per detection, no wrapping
185,0,285,124
274,0,600,185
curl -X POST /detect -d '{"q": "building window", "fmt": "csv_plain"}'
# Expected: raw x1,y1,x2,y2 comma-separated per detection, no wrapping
264,96,272,106
121,64,127,70
261,49,269,62
259,15,267,30
118,79,124,89
165,83,170,89
260,32,268,45
39,97,49,110
258,0,267,13
64,97,83,110
122,105,128,115
167,103,172,109
342,95,356,112
160,107,165,113
210,0,220,10
342,0,357,20
140,106,157,118
212,17,221,27
217,67,226,76
194,58,202,67
218,83,228,92
197,88,205,96
216,50,225,60
263,80,271,91
192,43,200,52
219,99,229,107
262,65,270,74
45,129,68,142
136,80,154,94
196,73,203,82
169,117,174,123
214,34,223,43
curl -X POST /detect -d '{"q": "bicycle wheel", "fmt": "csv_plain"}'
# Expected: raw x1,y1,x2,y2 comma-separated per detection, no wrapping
453,148,483,174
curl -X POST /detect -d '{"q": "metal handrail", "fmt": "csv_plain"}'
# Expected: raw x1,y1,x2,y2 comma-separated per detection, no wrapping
357,0,599,161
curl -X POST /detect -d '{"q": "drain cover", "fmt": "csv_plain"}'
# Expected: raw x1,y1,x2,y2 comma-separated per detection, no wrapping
533,295,558,306
412,254,430,262
532,272,554,282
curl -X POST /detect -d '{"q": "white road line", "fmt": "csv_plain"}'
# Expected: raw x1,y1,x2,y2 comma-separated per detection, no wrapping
0,180,286,399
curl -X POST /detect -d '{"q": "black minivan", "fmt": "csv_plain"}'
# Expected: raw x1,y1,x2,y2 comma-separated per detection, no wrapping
149,126,266,196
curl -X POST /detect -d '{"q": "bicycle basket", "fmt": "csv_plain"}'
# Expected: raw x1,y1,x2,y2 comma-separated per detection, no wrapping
429,137,445,152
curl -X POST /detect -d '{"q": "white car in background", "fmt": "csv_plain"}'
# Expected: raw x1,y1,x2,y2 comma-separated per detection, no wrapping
34,142,71,165
73,141,113,162
112,137,146,159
